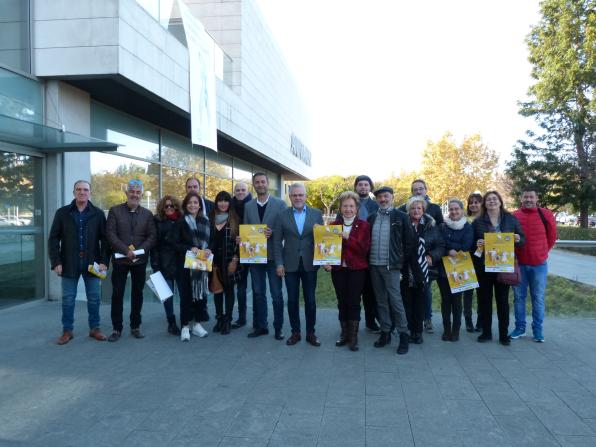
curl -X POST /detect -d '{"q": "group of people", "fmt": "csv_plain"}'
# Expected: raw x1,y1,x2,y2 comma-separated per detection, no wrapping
49,173,557,353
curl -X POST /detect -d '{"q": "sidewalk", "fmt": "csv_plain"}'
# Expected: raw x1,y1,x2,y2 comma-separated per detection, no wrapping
1,300,596,446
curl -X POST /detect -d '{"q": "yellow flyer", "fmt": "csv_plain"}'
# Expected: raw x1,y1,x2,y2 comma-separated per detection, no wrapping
239,224,267,264
484,232,515,273
442,251,479,293
184,249,213,272
313,225,342,266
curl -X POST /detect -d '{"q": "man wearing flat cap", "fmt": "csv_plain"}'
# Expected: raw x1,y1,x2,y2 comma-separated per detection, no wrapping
367,186,420,355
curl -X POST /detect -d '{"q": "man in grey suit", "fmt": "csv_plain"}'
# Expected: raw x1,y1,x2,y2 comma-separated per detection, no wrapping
274,183,324,347
243,172,288,339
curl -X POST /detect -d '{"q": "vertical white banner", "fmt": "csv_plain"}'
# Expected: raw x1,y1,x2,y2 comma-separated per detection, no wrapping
177,0,217,151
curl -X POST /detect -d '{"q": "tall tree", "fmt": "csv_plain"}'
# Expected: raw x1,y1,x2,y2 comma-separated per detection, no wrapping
507,0,595,227
306,175,354,216
421,132,499,206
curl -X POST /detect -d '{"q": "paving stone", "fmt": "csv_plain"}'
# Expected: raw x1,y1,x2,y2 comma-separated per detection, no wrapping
495,414,562,446
529,401,595,436
365,426,414,446
556,435,596,446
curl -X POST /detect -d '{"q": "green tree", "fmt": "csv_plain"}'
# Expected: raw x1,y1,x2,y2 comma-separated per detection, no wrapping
507,0,595,227
420,133,499,205
306,175,353,215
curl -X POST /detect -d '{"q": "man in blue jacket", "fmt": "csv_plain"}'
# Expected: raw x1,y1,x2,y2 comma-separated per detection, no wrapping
49,180,110,345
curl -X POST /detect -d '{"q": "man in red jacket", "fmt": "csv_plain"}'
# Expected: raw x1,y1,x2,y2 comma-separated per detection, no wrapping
509,186,557,343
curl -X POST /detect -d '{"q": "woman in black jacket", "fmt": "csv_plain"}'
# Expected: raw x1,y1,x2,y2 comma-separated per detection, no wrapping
150,195,182,335
438,199,474,342
472,191,525,346
401,196,445,344
170,192,211,342
209,191,242,335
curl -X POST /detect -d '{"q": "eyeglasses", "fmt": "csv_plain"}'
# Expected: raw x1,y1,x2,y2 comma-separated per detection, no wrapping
165,204,176,209
128,179,143,188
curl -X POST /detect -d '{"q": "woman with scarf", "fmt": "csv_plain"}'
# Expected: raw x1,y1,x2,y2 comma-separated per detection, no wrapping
171,191,211,342
150,195,182,335
463,192,483,332
324,191,371,351
401,196,445,344
437,199,474,342
472,190,525,346
209,191,242,335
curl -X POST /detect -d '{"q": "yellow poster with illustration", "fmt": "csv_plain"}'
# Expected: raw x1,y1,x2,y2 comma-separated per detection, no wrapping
184,249,213,272
239,224,267,264
313,225,342,266
442,251,479,293
484,232,515,272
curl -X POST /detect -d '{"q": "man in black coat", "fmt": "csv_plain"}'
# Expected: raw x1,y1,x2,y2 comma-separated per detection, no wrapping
230,182,252,328
49,180,110,345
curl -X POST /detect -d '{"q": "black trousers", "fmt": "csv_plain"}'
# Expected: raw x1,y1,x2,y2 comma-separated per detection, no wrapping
176,269,204,327
463,288,480,321
437,276,463,328
477,270,510,339
331,268,366,321
111,262,146,331
361,269,378,326
214,281,236,320
401,281,425,334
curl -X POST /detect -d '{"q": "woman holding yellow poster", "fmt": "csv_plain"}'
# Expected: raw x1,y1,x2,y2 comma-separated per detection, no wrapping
472,191,525,346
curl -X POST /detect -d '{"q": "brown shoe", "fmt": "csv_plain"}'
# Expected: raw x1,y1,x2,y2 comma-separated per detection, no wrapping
286,332,301,346
306,332,321,347
89,328,107,341
57,331,74,345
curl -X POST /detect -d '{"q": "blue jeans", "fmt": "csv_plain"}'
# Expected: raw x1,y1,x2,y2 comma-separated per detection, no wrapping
250,260,284,331
285,263,318,334
513,262,547,333
61,273,101,332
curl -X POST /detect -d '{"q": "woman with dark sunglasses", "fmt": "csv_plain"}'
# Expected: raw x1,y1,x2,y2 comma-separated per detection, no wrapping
150,195,182,335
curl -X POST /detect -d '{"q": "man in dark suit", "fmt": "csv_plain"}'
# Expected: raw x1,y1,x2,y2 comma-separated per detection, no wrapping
274,183,324,346
243,173,288,339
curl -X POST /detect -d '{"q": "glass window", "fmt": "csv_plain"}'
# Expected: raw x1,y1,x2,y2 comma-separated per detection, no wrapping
91,102,159,162
162,167,201,201
0,1,30,73
0,67,42,123
205,175,232,201
0,151,44,303
161,130,204,172
205,149,232,179
90,152,159,212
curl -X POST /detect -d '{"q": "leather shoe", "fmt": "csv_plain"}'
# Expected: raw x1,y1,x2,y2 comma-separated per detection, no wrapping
57,330,73,345
286,332,301,345
131,328,145,339
274,329,284,340
306,333,321,347
89,328,107,341
477,333,492,343
247,328,269,338
231,319,246,329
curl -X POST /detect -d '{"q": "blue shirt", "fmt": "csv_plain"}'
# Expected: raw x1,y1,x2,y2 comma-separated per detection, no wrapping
293,206,307,236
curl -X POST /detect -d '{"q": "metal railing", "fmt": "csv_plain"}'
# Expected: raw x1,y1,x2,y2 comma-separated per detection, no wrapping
554,240,596,248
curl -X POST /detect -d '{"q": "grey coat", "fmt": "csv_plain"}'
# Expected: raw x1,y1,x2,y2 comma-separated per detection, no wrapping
243,196,288,260
273,206,324,272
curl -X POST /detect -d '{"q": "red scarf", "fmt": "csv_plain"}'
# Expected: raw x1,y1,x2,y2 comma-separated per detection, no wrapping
166,211,179,221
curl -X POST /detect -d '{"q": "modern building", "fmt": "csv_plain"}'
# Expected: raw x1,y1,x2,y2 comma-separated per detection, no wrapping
0,0,312,305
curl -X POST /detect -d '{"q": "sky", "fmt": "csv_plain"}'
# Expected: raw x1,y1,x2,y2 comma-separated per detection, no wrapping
255,0,542,180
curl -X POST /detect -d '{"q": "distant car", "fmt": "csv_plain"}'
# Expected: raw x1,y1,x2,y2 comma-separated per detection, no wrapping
589,215,596,227
567,215,578,226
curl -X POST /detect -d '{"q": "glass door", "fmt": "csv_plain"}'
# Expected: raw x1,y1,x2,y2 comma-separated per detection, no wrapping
0,151,44,306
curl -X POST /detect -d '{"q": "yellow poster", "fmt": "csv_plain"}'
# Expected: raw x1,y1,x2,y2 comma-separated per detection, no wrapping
484,232,515,273
239,224,267,264
184,249,213,272
442,251,479,293
313,225,342,266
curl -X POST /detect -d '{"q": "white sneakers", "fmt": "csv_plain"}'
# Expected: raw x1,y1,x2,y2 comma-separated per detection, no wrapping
191,322,208,338
180,323,208,341
180,326,190,342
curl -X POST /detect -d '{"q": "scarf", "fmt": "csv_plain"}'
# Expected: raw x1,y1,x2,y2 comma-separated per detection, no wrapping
185,213,210,301
166,211,179,221
215,213,229,225
444,215,466,230
409,219,429,287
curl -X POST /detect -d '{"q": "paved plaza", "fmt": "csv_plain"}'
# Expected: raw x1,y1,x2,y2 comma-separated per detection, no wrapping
2,299,596,447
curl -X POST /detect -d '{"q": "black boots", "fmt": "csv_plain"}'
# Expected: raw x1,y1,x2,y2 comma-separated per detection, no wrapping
397,333,409,355
451,324,460,342
213,316,223,333
465,316,474,333
374,331,391,348
221,318,231,335
167,316,181,336
409,332,423,344
348,320,359,352
336,321,348,346
442,318,452,341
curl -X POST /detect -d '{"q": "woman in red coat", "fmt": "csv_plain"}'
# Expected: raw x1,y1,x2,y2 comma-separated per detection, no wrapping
324,191,371,351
